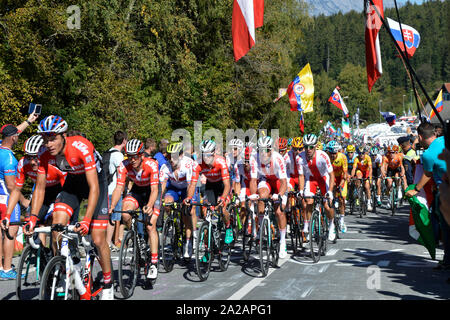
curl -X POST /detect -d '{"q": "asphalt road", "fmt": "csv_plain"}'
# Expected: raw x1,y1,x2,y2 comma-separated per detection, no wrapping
2,202,450,301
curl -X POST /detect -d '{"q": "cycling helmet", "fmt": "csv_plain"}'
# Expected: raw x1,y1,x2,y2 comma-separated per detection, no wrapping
287,138,293,147
303,134,318,147
126,139,144,155
316,141,323,150
257,136,273,149
200,139,216,153
37,115,68,134
229,138,244,149
370,146,379,156
167,142,183,154
277,137,288,150
24,135,43,155
392,145,399,152
357,145,365,154
328,141,340,154
291,137,303,149
346,144,355,152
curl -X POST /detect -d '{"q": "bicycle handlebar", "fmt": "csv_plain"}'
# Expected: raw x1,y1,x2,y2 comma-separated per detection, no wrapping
1,220,22,240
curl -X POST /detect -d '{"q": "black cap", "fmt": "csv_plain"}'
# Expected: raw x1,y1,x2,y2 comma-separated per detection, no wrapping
0,124,18,137
397,136,410,145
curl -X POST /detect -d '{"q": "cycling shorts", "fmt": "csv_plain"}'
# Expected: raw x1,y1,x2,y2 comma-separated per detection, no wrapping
387,167,402,178
204,181,230,206
258,179,281,194
356,169,370,179
164,186,187,203
304,175,330,198
54,172,109,231
123,184,161,217
334,176,347,199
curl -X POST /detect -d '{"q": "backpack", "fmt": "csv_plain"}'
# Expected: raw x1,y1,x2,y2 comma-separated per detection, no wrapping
101,149,121,185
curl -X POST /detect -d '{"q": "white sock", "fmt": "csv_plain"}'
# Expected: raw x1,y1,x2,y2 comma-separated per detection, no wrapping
280,229,286,243
3,268,11,273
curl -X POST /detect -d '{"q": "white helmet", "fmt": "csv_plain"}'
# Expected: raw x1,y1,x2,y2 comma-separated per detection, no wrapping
24,135,43,155
200,140,216,153
229,138,244,148
257,136,273,149
126,139,144,155
303,134,318,146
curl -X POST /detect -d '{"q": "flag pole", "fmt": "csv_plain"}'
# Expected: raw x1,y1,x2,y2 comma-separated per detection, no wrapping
367,0,444,126
392,0,423,120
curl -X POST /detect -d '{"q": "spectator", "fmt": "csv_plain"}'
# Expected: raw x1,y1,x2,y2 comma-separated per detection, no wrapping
154,139,169,170
406,122,449,270
439,148,450,227
398,136,417,186
144,138,156,158
0,112,39,280
106,131,127,251
435,124,444,137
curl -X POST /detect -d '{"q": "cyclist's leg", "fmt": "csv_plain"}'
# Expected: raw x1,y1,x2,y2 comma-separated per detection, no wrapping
257,181,271,233
51,192,78,255
121,195,139,230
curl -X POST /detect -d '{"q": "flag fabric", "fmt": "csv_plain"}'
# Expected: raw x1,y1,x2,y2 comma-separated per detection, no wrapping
380,111,396,126
232,0,264,62
406,164,436,260
365,0,384,92
342,118,351,139
287,63,314,113
430,89,444,119
273,88,287,103
328,87,349,117
387,17,420,59
299,112,304,134
327,121,337,133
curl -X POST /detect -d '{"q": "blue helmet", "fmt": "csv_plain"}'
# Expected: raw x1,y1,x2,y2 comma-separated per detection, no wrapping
37,115,68,134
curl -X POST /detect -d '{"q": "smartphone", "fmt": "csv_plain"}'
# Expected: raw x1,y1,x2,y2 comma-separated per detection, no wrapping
445,119,450,150
28,103,42,115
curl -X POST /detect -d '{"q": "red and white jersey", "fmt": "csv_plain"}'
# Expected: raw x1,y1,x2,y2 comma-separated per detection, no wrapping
194,155,230,183
16,156,66,188
159,156,199,189
117,157,159,187
38,136,97,176
296,150,333,180
233,157,258,186
257,151,288,181
287,150,299,178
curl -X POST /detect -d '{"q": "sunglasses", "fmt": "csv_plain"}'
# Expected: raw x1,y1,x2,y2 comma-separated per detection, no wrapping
128,154,141,160
305,145,315,150
202,153,214,158
25,155,38,161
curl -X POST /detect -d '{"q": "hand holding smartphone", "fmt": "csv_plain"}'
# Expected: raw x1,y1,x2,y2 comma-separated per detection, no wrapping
28,103,42,115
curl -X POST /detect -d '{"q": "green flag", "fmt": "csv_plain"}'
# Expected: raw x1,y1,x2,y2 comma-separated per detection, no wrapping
406,184,436,260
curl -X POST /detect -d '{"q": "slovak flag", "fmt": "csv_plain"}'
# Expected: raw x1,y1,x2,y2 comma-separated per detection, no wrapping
430,89,443,119
328,87,349,117
387,17,420,59
232,0,264,62
381,111,396,126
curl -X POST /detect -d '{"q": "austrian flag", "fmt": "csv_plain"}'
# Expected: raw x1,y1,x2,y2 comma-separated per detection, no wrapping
232,0,264,61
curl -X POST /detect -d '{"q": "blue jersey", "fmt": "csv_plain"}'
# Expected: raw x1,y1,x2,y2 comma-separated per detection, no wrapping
346,153,357,165
0,146,18,193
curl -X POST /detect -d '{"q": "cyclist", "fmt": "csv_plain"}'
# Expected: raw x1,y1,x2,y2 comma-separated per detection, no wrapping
370,146,384,206
27,115,112,300
185,140,233,244
226,138,244,183
5,135,67,245
381,145,406,209
351,146,373,211
109,139,160,281
297,134,336,241
256,136,289,258
327,141,348,233
278,138,294,191
233,146,258,236
288,137,303,191
159,142,199,259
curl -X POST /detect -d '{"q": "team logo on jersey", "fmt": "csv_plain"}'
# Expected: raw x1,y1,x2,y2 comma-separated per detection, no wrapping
72,141,89,156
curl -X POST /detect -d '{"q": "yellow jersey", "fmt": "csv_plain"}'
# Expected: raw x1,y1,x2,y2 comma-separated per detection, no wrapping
354,154,372,172
332,152,348,178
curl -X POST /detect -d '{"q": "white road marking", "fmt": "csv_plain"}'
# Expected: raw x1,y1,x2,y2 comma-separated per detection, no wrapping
226,258,289,300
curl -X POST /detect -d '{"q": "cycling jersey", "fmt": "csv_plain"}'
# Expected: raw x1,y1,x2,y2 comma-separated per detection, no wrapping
297,150,333,197
117,157,159,188
332,152,348,178
38,136,108,230
0,146,20,223
354,155,372,172
384,153,403,170
16,156,66,188
194,155,230,183
257,151,288,194
234,157,258,201
159,156,198,190
346,153,357,168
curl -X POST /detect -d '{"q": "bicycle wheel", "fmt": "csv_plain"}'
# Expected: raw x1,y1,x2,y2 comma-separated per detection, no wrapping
259,218,271,276
309,210,322,263
371,183,377,213
391,184,397,216
39,255,78,300
358,187,365,218
333,214,341,241
195,221,212,281
16,245,50,300
320,213,329,256
161,218,176,272
292,209,304,255
118,230,139,299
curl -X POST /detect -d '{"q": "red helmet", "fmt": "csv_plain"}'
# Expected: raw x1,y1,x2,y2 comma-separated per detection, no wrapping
244,147,253,162
277,137,288,150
